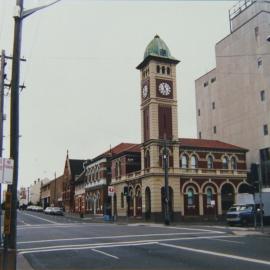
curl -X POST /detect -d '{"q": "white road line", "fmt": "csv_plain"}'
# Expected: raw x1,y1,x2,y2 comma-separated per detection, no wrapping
19,241,158,255
18,231,223,244
208,238,244,244
18,235,240,254
158,242,270,266
141,224,225,234
92,249,119,259
19,213,58,224
18,219,30,226
17,223,114,230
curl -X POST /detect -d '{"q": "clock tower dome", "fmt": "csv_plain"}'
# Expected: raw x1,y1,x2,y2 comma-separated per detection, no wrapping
136,35,180,171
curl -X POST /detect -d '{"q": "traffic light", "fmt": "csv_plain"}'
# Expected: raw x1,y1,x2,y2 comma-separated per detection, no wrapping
249,163,259,193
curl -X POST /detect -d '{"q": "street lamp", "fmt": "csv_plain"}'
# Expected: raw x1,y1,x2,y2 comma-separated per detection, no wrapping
163,139,170,225
4,1,61,269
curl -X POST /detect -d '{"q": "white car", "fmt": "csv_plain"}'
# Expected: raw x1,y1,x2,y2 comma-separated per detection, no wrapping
44,207,53,214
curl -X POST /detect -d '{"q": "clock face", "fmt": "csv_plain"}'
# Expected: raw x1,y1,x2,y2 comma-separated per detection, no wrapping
158,82,171,96
142,84,148,98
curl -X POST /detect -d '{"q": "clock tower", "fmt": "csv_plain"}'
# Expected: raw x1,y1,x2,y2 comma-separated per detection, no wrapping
136,35,180,172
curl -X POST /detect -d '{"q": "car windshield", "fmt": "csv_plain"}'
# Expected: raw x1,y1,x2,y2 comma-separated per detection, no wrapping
229,205,253,212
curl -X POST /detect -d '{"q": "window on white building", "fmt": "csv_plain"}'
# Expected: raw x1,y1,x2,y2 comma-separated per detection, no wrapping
264,124,268,136
260,90,265,101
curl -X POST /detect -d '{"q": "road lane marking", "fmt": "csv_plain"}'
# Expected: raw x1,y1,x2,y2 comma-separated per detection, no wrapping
92,249,119,259
208,238,244,244
19,241,158,254
18,231,224,244
19,213,58,224
18,235,240,254
138,224,225,234
17,219,30,226
158,242,270,266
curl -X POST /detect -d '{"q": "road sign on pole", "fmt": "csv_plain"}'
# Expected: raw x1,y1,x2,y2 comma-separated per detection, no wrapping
108,186,115,197
0,158,14,184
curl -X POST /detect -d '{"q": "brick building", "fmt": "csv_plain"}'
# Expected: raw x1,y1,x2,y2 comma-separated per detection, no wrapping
109,35,249,222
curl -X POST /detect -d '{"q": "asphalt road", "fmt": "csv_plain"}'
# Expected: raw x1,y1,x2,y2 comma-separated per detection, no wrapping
17,210,270,270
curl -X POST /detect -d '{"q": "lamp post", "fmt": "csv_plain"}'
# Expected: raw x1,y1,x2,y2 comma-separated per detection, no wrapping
257,163,264,233
4,1,61,269
163,139,170,225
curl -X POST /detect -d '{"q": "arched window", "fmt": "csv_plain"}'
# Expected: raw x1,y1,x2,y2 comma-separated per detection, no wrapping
207,156,214,169
231,157,237,170
121,193,124,208
191,155,198,169
156,65,160,73
187,188,194,206
115,160,121,178
144,150,150,169
95,166,99,180
167,67,170,75
181,154,188,168
162,66,165,74
91,169,95,181
222,156,229,169
206,188,213,205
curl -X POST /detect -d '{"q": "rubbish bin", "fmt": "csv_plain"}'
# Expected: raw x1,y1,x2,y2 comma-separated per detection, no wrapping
104,215,111,221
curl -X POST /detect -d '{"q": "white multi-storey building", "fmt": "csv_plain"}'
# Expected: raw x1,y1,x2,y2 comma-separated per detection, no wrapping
195,0,270,186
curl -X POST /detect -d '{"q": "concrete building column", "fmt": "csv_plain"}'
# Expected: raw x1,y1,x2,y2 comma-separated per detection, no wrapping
199,193,204,215
217,192,222,215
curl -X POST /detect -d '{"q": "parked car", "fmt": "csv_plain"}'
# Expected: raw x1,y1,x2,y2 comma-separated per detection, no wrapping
226,204,262,226
44,207,53,214
32,206,44,212
51,207,64,216
44,207,64,216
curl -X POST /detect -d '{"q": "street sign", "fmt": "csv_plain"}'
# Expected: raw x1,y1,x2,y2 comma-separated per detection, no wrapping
108,186,115,196
210,200,216,206
0,157,14,184
4,191,12,235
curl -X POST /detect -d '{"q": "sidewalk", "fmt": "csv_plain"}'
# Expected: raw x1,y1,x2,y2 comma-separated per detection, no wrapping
17,253,34,270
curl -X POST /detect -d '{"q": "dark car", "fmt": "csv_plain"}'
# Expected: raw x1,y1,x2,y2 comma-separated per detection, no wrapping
226,204,262,226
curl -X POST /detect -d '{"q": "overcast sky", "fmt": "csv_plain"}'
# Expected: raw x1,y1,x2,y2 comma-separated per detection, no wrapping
0,0,237,188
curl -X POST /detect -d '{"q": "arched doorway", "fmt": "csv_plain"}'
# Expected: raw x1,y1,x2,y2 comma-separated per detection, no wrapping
238,183,253,194
161,186,173,221
128,186,134,216
221,183,235,213
135,186,142,217
145,187,151,220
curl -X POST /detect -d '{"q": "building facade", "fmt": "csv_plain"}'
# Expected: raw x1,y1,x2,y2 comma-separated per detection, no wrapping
74,143,140,215
62,153,85,212
195,0,270,186
29,178,42,205
110,35,248,222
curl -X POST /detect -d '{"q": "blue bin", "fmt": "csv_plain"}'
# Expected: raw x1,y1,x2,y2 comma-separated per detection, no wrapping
104,215,111,221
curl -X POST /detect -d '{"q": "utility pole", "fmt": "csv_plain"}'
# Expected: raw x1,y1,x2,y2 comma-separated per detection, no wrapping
163,139,170,225
54,172,57,206
3,1,61,269
0,50,7,247
257,163,264,233
3,1,24,269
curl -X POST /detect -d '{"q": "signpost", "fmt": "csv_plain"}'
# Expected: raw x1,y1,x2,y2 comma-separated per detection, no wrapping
4,192,12,235
108,186,115,197
0,158,14,184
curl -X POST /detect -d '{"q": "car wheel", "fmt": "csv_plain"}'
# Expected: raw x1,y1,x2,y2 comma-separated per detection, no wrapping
241,218,248,226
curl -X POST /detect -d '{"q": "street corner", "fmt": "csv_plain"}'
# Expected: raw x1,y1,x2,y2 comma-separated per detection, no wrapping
17,253,34,270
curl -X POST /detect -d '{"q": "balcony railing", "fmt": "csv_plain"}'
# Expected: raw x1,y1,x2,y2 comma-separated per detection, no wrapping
111,167,247,183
